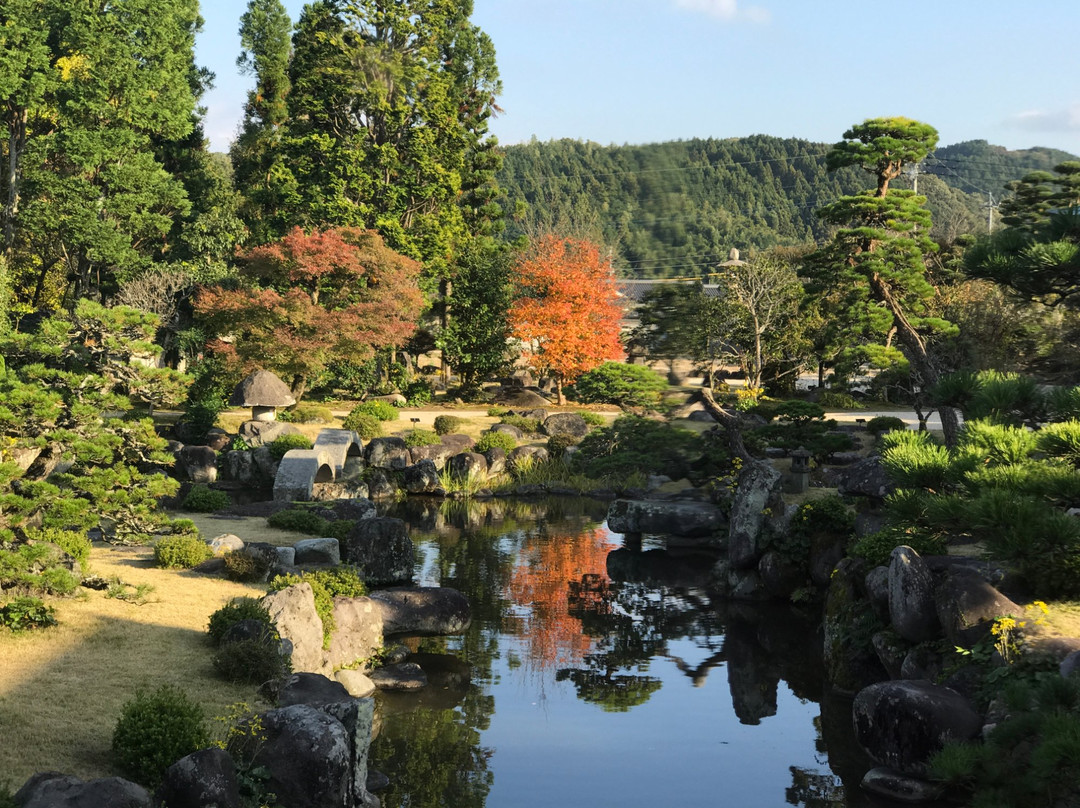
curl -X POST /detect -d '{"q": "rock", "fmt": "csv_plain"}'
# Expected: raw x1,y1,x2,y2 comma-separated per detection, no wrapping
242,705,351,808
208,533,245,556
447,452,488,479
340,518,414,585
365,437,411,470
335,669,377,698
220,450,255,484
542,412,589,439
888,546,940,643
490,423,524,440
15,773,152,808
687,409,717,423
278,672,353,707
364,468,398,499
274,448,337,502
809,531,847,587
262,583,328,675
855,510,889,538
837,456,894,499
311,429,363,479
864,565,891,623
294,537,341,566
252,446,279,482
369,587,471,636
402,459,441,493
239,419,301,448
328,499,378,522
369,662,428,691
509,445,548,466
327,597,384,671
177,445,218,484
728,460,783,569
483,447,507,475
407,443,456,470
826,450,862,466
1025,636,1080,664
871,631,907,680
923,555,1010,588
606,499,725,539
273,545,296,568
497,389,550,407
853,680,982,776
204,429,232,452
900,645,944,681
156,748,240,808
320,697,378,808
758,550,804,599
439,433,475,454
860,767,945,803
824,558,887,695
372,393,407,407
514,407,550,421
935,571,1020,647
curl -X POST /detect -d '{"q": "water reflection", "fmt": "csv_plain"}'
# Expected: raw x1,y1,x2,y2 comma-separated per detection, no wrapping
371,497,876,808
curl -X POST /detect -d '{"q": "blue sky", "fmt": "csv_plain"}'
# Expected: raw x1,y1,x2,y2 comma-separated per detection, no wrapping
196,0,1080,156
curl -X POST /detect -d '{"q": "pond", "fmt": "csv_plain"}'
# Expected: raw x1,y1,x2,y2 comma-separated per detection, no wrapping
370,497,886,808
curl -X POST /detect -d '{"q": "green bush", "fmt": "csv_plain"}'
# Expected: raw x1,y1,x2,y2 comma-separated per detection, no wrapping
772,400,826,422
208,597,273,645
499,414,541,433
959,419,1037,466
403,380,433,406
213,637,290,684
267,508,332,536
879,431,958,490
269,567,366,648
403,429,441,447
849,527,948,567
277,402,334,424
268,433,314,460
572,362,667,408
23,527,91,571
222,551,269,583
182,484,231,513
486,405,509,417
866,416,908,436
354,400,400,421
433,415,465,435
111,684,210,787
0,596,56,631
475,430,517,453
818,390,863,410
1036,421,1080,466
578,411,606,427
574,416,697,481
546,433,581,457
154,535,213,569
342,409,383,439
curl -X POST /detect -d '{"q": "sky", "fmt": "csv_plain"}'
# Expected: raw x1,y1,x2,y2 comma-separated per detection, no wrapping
195,0,1080,157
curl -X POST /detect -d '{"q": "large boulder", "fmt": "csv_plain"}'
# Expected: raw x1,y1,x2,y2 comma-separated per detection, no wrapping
837,456,895,499
239,419,301,448
320,698,379,808
483,447,507,476
364,468,398,500
241,705,351,808
853,680,982,776
327,597,384,670
402,459,441,493
860,767,945,803
365,437,410,470
15,773,152,808
447,452,488,480
156,748,240,808
888,546,941,643
727,460,783,569
509,445,548,467
369,587,472,636
294,537,341,566
606,499,725,539
261,583,329,675
935,571,1021,647
490,423,524,440
277,672,353,707
340,518,414,585
176,445,218,484
542,412,589,439
408,443,456,470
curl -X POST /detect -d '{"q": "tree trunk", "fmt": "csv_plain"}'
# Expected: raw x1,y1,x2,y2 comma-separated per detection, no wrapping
290,375,307,403
817,361,825,390
555,375,566,406
699,387,751,462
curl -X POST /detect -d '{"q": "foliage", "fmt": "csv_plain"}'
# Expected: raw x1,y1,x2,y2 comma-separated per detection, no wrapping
277,403,333,424
746,418,855,463
771,400,826,423
208,597,274,646
499,415,541,434
818,390,864,409
866,416,908,436
105,577,157,606
572,362,667,409
22,527,91,571
626,282,712,370
341,411,382,440
0,596,56,631
0,542,79,598
574,416,698,481
213,637,290,684
403,429,441,448
486,406,509,417
403,380,434,407
181,356,238,444
181,485,231,513
111,684,210,787
266,508,336,537
195,228,424,400
433,415,465,436
578,411,607,427
154,535,213,569
222,551,270,583
269,567,366,648
933,370,1046,427
475,431,517,453
267,433,314,460
509,235,624,404
353,400,400,422
546,433,582,458
849,527,948,567
1034,421,1080,466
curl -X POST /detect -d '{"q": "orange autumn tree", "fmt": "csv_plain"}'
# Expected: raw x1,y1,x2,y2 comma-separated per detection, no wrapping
195,227,424,399
509,235,624,404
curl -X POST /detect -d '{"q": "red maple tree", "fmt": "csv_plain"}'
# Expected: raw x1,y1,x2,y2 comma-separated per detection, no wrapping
195,227,423,399
508,235,624,404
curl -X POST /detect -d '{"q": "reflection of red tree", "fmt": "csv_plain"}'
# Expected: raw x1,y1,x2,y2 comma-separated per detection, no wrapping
507,528,615,669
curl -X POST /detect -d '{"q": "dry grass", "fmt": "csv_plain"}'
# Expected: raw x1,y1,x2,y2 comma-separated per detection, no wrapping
0,544,270,785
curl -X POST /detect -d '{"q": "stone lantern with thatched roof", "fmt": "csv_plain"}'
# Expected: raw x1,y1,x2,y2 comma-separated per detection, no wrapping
229,370,296,422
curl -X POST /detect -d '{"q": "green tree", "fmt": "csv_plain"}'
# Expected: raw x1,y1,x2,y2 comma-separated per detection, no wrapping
810,117,961,444
628,282,710,377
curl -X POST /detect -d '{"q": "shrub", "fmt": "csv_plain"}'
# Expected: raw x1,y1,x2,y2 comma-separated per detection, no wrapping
818,390,863,410
342,410,383,439
111,684,210,787
403,380,433,406
213,637,290,684
866,416,908,436
849,527,948,567
772,400,826,422
0,596,56,631
182,484,231,513
433,415,465,435
499,414,541,433
208,597,273,645
879,431,957,490
958,420,1037,466
1036,421,1080,466
23,527,91,571
403,428,441,447
268,433,314,460
154,534,213,569
546,433,581,458
267,508,332,536
574,416,697,481
578,410,606,427
269,567,366,647
475,430,517,453
354,400,400,422
572,362,667,408
486,405,509,417
222,551,269,583
277,402,334,424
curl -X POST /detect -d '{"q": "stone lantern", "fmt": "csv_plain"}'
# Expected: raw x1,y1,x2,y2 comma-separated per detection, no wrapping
785,447,812,494
229,370,296,422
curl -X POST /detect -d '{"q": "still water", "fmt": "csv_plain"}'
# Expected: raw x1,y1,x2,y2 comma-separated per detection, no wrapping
371,498,879,808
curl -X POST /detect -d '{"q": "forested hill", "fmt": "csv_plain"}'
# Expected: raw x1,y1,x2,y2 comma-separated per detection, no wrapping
495,135,1077,279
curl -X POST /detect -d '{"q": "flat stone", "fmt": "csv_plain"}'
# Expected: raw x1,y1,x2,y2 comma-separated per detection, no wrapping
369,662,428,691
209,533,245,556
335,669,377,698
860,767,945,803
294,537,341,566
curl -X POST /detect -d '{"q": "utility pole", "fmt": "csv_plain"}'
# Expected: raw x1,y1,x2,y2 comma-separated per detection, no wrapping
984,192,998,234
904,162,921,195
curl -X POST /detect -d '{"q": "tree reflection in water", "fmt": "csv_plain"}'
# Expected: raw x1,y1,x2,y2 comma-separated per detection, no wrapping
371,498,867,808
